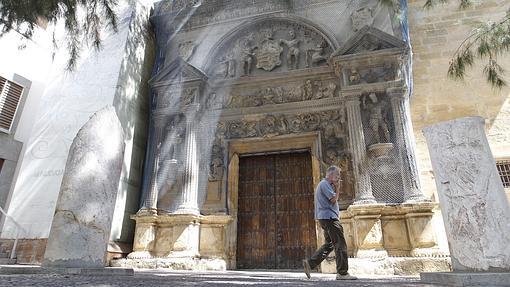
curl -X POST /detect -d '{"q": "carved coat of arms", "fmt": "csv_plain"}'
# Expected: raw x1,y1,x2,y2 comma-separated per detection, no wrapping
255,38,283,71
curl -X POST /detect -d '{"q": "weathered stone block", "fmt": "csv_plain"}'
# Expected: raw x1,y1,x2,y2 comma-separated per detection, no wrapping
42,106,125,268
423,116,510,272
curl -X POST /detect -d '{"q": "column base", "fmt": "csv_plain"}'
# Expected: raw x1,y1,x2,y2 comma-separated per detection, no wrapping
404,190,431,203
352,198,378,205
354,249,388,258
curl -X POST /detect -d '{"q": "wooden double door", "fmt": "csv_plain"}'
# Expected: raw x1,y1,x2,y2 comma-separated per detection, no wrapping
236,151,317,269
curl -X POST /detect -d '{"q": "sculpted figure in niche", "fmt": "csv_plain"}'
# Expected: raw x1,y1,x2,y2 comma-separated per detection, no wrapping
280,29,300,70
218,52,236,78
363,93,390,143
306,42,327,67
349,68,361,85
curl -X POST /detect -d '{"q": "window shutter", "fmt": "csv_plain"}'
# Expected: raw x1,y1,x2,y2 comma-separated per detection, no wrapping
0,76,24,133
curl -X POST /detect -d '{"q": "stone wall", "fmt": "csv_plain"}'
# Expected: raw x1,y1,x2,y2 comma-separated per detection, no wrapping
408,0,510,201
1,0,153,247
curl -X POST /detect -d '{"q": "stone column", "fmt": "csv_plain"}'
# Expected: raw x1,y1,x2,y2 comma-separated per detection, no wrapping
387,87,428,203
175,104,200,214
139,117,165,214
345,95,376,204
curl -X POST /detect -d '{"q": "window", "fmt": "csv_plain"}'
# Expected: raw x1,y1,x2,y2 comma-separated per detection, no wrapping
496,160,510,188
0,158,3,174
0,75,24,133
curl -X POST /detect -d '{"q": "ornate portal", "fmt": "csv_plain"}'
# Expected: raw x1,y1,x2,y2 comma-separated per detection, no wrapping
113,0,445,274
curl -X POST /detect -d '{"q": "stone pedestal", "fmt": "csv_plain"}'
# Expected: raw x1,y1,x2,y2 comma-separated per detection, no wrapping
349,204,388,258
421,116,510,285
42,106,125,268
117,214,232,270
320,203,448,275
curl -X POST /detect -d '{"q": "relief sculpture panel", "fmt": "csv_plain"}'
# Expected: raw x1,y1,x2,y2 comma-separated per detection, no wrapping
223,80,337,109
209,19,334,78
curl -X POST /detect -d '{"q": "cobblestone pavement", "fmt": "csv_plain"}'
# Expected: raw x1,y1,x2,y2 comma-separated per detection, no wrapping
0,269,447,287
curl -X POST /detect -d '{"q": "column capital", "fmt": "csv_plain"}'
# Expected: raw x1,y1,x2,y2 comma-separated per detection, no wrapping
344,95,362,106
386,87,408,98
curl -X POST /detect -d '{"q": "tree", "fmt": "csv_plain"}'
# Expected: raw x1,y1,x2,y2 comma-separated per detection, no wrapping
0,0,119,71
381,0,510,88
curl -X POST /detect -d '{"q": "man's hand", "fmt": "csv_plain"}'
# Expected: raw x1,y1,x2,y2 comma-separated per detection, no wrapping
329,180,342,203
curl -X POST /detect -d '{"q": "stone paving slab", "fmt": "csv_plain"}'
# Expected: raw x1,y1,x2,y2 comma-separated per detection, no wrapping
0,265,133,275
0,269,448,287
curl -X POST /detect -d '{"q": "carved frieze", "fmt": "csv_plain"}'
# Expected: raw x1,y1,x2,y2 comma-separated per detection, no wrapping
159,0,333,32
223,80,337,109
156,87,200,110
345,62,400,86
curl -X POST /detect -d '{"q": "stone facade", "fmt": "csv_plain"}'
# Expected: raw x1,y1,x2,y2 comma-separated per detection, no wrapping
117,0,445,274
3,0,509,275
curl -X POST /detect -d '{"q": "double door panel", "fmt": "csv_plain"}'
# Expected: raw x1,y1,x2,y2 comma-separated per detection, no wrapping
237,152,316,269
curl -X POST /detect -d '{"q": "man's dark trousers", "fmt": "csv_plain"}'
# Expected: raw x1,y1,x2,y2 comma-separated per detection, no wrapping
308,218,348,275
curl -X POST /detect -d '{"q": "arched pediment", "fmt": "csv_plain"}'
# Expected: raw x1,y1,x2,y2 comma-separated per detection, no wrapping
204,15,339,79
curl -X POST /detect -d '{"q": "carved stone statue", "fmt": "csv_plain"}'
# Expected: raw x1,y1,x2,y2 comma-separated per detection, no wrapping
280,29,300,70
166,115,186,160
306,43,327,67
208,157,224,181
241,38,256,76
364,93,390,143
351,6,374,32
217,52,236,78
303,79,313,100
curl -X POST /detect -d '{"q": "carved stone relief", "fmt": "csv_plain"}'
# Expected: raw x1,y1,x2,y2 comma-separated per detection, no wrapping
157,87,201,110
223,80,337,109
209,19,333,77
351,6,375,32
346,63,400,86
178,41,196,61
211,110,348,183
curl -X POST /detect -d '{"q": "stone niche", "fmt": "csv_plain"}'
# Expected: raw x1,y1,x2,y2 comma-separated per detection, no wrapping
116,2,449,275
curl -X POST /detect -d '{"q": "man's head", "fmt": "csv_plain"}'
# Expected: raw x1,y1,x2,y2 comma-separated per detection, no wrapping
326,165,341,183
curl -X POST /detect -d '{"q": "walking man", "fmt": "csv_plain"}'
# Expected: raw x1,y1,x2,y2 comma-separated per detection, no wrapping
303,166,357,280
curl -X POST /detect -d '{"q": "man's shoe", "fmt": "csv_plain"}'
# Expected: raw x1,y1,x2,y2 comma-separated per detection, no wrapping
336,273,358,280
302,259,311,279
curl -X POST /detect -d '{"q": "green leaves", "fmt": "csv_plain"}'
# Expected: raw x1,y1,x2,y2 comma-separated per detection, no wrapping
448,17,510,88
0,0,119,71
379,0,509,88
